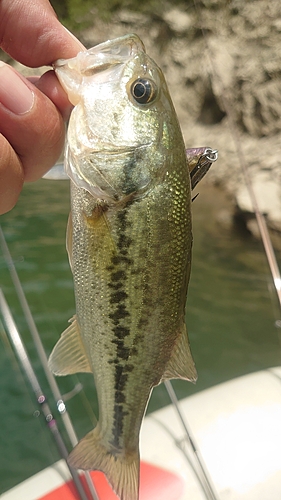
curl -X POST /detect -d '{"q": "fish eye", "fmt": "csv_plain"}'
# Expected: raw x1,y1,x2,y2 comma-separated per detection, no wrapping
130,78,157,105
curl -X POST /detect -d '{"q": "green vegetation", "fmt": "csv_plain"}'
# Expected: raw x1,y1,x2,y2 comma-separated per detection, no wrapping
50,0,188,29
50,0,96,29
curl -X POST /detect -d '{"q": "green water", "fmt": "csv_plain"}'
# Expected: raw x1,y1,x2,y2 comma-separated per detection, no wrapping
0,178,280,494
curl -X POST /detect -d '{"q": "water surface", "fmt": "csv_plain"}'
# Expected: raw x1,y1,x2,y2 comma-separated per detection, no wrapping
0,178,280,493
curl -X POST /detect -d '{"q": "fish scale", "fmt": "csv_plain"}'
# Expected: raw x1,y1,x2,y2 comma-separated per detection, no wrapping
49,34,197,500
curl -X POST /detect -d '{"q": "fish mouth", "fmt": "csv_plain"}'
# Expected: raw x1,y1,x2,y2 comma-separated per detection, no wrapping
54,34,145,76
54,35,147,103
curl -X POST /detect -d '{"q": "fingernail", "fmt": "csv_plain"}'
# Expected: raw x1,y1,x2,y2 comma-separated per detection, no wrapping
0,62,34,115
62,26,86,51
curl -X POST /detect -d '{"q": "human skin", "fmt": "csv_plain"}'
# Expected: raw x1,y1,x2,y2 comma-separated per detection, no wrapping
0,0,85,214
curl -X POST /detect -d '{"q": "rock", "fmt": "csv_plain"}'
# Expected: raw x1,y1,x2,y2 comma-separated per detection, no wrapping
236,172,281,232
3,1,280,245
116,9,148,27
163,8,192,34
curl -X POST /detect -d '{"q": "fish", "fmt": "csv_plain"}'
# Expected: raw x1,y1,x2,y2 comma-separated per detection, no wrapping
49,34,197,500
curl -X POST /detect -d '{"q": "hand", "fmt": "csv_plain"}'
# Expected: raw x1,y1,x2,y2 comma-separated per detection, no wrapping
0,0,85,214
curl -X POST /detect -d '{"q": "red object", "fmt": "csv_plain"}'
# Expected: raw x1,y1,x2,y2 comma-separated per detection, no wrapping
39,461,185,500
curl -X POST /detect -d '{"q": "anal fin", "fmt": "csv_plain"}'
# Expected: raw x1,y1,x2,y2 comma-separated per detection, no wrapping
48,315,92,375
161,323,197,383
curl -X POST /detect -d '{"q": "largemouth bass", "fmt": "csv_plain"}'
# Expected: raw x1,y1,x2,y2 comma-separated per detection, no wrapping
49,34,197,500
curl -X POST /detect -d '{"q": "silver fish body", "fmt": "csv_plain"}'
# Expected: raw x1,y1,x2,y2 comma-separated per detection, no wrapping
49,34,197,500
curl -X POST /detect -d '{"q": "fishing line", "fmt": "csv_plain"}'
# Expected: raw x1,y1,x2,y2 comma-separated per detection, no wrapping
0,226,100,500
72,376,98,427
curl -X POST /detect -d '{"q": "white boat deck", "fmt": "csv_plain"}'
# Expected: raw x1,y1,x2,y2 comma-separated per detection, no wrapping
142,366,281,500
2,367,281,500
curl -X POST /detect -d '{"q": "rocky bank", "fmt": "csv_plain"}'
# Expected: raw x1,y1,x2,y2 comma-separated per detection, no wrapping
3,0,281,245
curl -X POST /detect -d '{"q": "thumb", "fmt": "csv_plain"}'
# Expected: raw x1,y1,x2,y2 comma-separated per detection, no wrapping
0,62,65,214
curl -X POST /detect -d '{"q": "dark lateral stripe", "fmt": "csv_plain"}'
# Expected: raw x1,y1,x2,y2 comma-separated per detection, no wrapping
107,207,137,449
109,305,129,322
112,325,130,339
109,290,128,304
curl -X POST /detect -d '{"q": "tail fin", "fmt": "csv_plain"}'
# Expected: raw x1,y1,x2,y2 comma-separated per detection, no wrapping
68,425,139,500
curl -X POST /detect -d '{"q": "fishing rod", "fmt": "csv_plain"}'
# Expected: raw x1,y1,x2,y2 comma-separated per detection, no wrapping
164,381,220,500
167,4,281,499
213,88,281,310
0,288,90,500
0,226,99,500
193,0,281,312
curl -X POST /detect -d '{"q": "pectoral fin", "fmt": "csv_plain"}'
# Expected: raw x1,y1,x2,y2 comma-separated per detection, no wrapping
161,323,197,383
48,315,92,375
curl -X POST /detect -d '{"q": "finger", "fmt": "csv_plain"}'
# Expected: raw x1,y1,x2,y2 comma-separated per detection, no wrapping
26,71,73,127
0,134,24,214
0,63,65,182
0,0,85,67
35,70,73,121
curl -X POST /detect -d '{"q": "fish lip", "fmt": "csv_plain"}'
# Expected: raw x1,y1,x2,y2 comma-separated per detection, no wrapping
54,34,145,73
